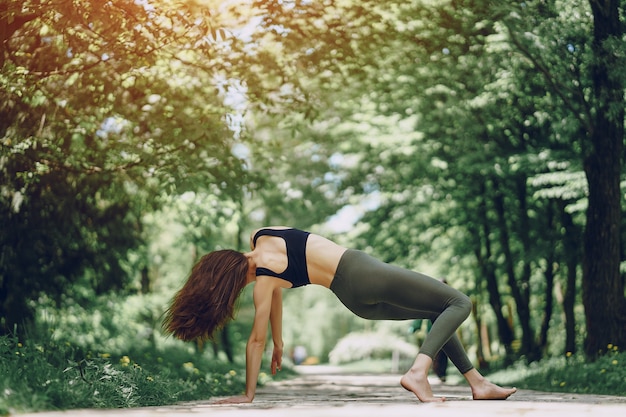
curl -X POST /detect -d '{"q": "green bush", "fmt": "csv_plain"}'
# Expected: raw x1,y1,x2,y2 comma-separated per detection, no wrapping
0,330,246,415
487,347,626,396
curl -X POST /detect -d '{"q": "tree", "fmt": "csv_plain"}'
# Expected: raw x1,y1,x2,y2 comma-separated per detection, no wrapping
327,0,626,359
245,0,626,360
502,0,626,355
0,0,246,334
581,0,626,356
187,0,626,359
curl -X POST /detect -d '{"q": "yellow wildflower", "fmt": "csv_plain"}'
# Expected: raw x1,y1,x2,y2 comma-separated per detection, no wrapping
120,356,131,366
183,362,197,374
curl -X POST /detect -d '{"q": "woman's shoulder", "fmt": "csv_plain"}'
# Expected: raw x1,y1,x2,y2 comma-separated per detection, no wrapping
256,225,292,232
250,226,297,237
249,226,294,249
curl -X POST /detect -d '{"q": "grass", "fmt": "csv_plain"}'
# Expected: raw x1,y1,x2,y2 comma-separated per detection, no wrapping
2,330,624,416
0,332,249,416
334,349,626,397
486,347,626,396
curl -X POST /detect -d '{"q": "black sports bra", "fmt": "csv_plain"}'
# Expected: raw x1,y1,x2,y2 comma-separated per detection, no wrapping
252,228,311,288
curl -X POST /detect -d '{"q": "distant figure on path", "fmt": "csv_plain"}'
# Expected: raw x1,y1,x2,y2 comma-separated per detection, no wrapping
163,226,516,403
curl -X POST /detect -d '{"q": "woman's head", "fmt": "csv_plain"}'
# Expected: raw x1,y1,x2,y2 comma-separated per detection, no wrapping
162,249,249,342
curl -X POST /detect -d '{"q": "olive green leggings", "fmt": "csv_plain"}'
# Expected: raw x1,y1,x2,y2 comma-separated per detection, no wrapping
330,249,474,374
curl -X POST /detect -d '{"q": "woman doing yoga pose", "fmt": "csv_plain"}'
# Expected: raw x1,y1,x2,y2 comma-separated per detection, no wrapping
163,226,516,403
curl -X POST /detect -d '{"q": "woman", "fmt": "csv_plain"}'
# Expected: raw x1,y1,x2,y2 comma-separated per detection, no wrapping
163,226,516,403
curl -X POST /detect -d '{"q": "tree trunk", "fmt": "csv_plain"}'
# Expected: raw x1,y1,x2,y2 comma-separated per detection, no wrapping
140,266,151,294
471,299,488,369
474,184,514,357
492,177,536,359
582,0,626,356
538,202,556,354
558,200,580,355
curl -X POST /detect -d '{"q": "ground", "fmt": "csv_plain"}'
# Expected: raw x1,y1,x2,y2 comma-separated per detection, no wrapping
17,366,626,417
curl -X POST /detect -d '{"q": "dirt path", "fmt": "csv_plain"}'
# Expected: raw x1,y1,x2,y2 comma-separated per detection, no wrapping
17,368,626,417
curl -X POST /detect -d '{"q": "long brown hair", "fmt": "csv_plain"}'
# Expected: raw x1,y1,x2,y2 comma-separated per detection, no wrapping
162,249,249,341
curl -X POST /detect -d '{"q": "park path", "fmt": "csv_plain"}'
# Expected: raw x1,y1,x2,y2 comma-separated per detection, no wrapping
17,366,626,417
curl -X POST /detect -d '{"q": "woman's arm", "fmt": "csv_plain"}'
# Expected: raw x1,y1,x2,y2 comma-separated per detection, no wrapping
215,278,274,404
269,286,283,375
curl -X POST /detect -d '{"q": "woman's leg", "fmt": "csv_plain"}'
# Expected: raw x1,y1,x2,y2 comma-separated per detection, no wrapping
333,251,474,369
331,251,470,401
331,250,516,401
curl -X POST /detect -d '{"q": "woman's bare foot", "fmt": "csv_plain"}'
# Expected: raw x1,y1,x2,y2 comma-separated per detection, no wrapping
463,368,516,400
471,379,517,400
400,369,446,402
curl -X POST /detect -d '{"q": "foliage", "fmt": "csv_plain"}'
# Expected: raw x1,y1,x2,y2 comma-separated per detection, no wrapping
0,279,285,415
281,285,357,360
0,0,250,334
262,0,626,361
488,347,626,396
0,331,246,415
1,2,625,412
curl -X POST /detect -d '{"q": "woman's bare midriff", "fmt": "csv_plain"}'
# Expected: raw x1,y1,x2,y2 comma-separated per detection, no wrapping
305,234,348,288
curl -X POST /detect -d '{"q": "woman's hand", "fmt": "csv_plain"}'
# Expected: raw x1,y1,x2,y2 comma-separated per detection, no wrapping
271,345,283,375
213,394,253,404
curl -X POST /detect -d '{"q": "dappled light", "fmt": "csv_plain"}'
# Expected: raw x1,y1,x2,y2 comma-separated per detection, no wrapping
1,0,625,413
